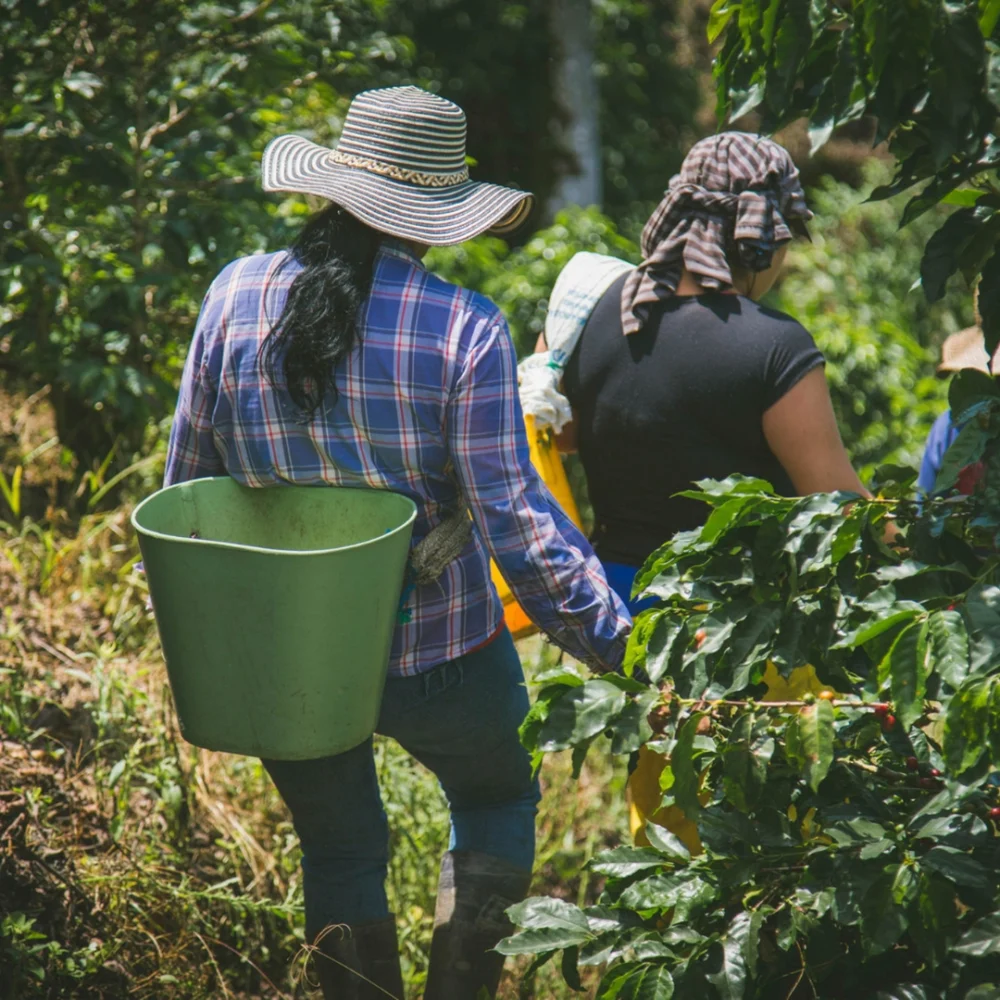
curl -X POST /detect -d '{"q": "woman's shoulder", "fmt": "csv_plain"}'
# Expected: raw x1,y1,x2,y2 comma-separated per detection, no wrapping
731,296,818,351
208,251,292,298
411,266,507,332
742,297,809,332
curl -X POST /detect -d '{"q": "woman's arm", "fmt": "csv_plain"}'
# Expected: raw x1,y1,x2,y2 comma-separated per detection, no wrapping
164,308,226,486
761,367,869,497
448,312,630,672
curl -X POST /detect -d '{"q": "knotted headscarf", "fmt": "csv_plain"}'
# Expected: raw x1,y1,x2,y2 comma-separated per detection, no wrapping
620,132,812,336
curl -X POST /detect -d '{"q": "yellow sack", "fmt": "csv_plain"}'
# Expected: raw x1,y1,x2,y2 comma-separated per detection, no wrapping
490,413,583,639
629,662,830,850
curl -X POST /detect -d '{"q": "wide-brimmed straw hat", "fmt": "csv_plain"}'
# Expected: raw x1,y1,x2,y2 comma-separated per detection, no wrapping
261,86,533,246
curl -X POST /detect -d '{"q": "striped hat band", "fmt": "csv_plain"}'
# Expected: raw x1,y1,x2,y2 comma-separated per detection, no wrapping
328,150,469,188
261,85,533,246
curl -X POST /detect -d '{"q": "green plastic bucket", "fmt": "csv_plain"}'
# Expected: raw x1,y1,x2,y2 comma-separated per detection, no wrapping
131,477,417,760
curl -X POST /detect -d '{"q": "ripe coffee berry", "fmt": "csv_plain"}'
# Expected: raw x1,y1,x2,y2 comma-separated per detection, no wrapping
957,461,986,495
882,713,897,730
991,807,1000,819
906,757,919,771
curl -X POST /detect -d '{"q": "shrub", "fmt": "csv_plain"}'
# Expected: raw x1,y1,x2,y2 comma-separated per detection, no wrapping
499,370,1000,998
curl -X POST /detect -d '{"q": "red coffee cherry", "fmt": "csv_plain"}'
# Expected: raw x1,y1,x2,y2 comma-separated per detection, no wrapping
957,461,986,495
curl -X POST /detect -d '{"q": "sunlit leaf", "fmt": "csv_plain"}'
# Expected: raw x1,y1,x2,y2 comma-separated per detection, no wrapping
927,610,970,689
590,847,665,879
886,620,929,730
954,914,1000,955
672,713,704,817
644,822,691,861
536,680,627,752
788,700,834,792
707,911,751,999
499,897,592,954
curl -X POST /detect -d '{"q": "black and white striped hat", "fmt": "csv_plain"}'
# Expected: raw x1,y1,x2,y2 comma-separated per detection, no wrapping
262,86,533,246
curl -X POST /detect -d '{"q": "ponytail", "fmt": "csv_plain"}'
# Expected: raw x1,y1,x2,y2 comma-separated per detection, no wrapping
260,204,381,416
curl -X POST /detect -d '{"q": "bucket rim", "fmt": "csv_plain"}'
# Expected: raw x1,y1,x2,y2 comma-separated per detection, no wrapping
130,477,418,557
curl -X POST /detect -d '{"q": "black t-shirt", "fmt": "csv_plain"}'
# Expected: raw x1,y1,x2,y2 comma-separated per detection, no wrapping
562,274,824,566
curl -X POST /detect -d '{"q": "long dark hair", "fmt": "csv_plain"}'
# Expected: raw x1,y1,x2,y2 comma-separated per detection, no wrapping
259,204,381,416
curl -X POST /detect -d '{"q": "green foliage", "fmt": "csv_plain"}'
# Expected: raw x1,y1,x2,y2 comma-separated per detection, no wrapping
713,0,1000,359
0,0,395,467
504,451,1000,997
593,0,701,228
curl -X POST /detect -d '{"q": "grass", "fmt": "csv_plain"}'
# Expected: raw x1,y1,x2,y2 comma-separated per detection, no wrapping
0,390,628,999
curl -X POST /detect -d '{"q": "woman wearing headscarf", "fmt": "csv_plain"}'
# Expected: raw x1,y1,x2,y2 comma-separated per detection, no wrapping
531,132,869,849
534,131,868,616
164,86,630,999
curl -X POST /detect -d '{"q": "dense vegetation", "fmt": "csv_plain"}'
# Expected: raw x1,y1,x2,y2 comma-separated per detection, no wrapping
2,0,997,997
495,2,1000,998
504,452,1000,997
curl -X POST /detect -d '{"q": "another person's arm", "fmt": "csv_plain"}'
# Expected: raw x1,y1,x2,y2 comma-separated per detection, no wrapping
762,367,869,497
449,311,630,672
533,331,577,452
916,410,957,494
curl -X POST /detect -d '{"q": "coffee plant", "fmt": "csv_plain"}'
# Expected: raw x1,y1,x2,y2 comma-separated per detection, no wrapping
500,370,1000,999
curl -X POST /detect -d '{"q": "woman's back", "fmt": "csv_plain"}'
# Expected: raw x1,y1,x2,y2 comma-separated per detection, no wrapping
563,273,823,565
171,243,481,509
167,238,629,675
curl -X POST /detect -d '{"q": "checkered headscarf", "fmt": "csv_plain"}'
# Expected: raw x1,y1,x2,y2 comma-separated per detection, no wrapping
621,132,812,335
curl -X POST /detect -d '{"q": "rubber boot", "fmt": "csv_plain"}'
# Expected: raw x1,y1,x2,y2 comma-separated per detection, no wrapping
313,916,404,1000
423,851,533,1000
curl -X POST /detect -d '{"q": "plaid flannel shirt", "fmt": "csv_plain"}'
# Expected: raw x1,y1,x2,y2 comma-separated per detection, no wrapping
164,241,630,676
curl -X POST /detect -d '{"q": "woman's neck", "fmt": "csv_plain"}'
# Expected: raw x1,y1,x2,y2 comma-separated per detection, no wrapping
674,267,746,297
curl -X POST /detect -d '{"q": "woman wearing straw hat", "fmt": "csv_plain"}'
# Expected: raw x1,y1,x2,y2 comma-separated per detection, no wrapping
164,86,630,999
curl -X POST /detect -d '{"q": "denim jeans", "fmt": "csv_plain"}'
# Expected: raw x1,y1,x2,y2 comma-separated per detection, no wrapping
262,627,540,933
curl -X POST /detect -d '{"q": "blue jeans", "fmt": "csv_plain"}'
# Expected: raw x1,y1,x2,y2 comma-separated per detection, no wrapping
601,560,658,617
262,628,540,933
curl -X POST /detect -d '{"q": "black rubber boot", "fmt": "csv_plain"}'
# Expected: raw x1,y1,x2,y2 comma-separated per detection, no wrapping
423,851,533,1000
312,917,404,1000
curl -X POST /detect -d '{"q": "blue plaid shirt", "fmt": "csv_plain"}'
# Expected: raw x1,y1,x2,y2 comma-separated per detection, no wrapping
164,241,630,675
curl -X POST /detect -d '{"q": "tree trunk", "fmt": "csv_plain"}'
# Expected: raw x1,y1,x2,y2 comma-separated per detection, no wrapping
548,0,602,215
